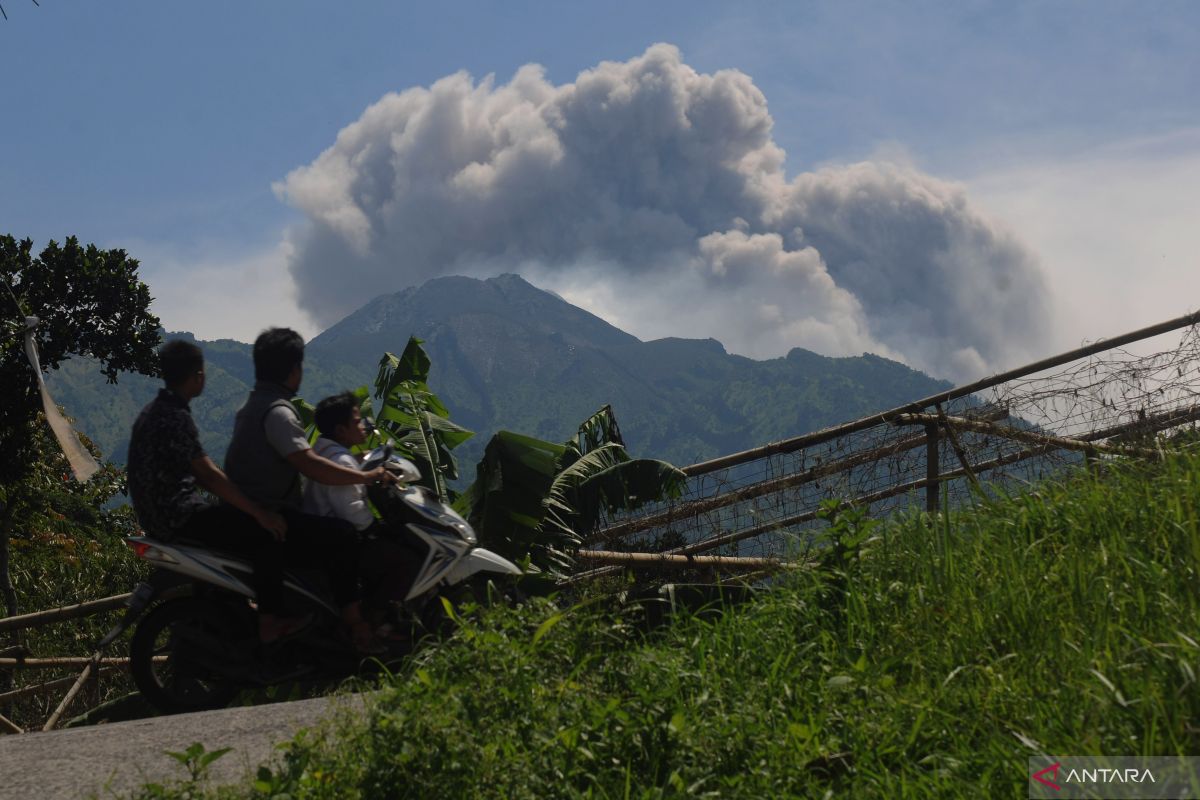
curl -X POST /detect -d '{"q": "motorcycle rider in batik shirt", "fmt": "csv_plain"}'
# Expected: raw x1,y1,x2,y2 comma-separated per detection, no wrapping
127,339,311,644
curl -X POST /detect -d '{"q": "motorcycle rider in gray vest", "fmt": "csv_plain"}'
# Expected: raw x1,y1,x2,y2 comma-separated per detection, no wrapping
225,327,394,652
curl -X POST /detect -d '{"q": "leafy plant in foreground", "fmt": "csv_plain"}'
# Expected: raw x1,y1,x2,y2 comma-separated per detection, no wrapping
462,404,686,575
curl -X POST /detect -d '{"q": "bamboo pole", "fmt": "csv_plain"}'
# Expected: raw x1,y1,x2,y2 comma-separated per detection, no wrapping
591,407,1011,546
576,550,810,570
895,413,1161,459
0,656,133,668
0,710,22,735
0,666,121,705
574,396,1200,583
681,310,1200,477
87,663,100,708
924,423,939,513
626,440,1066,564
935,404,983,495
1078,403,1200,443
590,430,931,544
42,654,98,731
618,448,1035,568
0,593,130,634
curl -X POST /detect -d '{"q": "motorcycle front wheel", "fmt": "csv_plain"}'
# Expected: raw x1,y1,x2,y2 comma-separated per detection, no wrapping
130,597,250,714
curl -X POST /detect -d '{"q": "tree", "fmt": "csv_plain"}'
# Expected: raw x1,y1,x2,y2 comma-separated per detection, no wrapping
0,235,160,620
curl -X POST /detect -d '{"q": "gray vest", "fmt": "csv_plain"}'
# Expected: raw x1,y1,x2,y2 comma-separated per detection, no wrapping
225,383,302,510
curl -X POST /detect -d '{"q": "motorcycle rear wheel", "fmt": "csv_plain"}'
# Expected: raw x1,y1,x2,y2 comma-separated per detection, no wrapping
130,597,250,714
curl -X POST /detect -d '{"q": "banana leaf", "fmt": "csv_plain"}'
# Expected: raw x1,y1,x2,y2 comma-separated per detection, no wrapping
573,404,624,454
374,338,433,400
541,443,686,540
376,378,472,499
463,407,684,576
465,431,574,572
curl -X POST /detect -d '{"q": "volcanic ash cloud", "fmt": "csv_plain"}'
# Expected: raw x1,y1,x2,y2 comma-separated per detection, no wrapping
275,43,1050,381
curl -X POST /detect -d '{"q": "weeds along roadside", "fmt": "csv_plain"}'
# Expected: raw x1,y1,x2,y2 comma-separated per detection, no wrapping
127,446,1200,799
2,508,146,730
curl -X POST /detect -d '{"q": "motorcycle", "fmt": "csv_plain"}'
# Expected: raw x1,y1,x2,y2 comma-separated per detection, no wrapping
114,445,522,714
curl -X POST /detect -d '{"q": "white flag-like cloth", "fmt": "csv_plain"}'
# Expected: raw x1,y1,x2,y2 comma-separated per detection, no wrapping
22,316,100,482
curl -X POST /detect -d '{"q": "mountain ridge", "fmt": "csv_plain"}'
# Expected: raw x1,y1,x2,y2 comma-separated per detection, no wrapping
45,274,952,472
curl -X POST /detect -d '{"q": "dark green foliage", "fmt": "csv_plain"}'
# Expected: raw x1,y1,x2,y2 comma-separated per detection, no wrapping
370,338,473,502
1,417,137,545
463,430,571,570
1,417,147,729
541,445,686,545
463,406,685,575
0,235,160,485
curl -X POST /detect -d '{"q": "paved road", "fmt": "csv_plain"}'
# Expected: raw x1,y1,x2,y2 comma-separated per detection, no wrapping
0,694,366,799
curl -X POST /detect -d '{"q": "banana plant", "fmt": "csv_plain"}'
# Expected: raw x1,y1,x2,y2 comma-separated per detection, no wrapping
369,338,473,503
462,405,686,576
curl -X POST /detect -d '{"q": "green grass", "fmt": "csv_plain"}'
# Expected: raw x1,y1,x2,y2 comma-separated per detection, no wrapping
138,448,1200,798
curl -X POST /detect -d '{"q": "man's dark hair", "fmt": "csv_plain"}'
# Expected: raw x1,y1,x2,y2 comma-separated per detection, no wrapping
253,327,305,383
160,340,204,388
314,391,360,436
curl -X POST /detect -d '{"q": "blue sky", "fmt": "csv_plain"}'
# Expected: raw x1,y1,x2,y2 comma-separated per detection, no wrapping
3,1,1198,377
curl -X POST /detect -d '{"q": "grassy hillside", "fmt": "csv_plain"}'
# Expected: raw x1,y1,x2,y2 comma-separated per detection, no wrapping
139,447,1200,798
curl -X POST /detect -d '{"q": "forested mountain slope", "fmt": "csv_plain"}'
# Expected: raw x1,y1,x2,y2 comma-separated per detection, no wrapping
47,274,950,470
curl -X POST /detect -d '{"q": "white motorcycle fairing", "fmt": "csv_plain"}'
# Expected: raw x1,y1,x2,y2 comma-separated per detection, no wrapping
403,523,522,601
125,536,340,615
404,523,472,600
444,547,523,586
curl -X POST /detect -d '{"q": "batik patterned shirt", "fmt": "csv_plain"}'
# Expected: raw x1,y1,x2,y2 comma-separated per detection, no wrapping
127,388,211,539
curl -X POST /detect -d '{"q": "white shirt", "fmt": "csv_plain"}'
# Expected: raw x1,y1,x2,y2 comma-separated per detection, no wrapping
302,436,374,531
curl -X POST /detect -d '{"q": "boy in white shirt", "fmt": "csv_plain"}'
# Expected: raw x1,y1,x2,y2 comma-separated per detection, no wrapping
303,392,375,531
304,391,416,619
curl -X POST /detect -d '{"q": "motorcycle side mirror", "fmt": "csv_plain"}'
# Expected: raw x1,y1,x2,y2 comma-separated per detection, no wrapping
386,456,423,484
361,443,394,471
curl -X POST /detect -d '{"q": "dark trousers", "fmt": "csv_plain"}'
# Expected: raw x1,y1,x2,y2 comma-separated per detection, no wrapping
177,505,360,614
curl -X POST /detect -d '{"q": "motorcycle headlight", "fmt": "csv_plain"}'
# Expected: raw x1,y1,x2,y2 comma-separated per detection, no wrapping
443,514,477,544
404,486,478,543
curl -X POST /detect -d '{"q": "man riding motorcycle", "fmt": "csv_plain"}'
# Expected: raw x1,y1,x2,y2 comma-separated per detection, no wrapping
224,327,395,653
127,339,321,644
